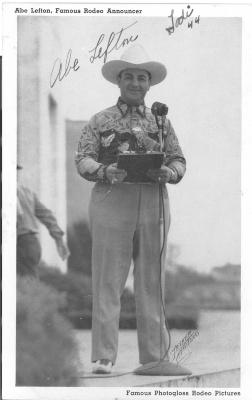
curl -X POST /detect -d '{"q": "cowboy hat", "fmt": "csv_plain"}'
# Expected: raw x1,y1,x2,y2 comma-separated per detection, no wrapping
102,44,167,86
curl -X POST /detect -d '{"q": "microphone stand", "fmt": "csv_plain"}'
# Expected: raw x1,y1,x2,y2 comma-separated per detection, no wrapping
134,112,192,377
154,115,164,152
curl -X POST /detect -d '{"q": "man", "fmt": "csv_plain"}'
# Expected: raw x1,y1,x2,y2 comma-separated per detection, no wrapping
17,165,69,276
75,44,186,374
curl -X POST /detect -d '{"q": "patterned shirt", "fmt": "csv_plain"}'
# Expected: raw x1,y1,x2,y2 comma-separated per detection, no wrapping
75,98,186,184
17,185,64,239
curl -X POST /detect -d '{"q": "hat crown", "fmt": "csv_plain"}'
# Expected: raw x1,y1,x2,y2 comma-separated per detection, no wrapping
120,44,150,64
101,44,167,86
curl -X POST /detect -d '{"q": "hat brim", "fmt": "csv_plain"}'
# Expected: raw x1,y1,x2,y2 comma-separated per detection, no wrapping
102,60,167,86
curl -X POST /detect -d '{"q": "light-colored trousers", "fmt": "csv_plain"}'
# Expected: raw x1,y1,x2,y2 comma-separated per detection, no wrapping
89,182,170,365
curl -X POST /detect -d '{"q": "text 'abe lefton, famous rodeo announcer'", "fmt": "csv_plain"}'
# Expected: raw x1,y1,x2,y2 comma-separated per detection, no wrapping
75,44,186,374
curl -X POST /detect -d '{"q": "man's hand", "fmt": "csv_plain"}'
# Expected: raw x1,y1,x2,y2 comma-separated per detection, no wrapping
55,238,70,261
106,163,127,184
147,165,175,184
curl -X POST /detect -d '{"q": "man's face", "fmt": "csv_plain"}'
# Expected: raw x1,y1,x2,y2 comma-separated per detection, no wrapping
117,68,151,106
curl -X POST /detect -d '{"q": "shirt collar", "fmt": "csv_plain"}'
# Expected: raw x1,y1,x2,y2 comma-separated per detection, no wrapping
116,97,146,118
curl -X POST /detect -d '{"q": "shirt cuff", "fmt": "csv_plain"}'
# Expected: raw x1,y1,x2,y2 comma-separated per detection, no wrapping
77,158,101,175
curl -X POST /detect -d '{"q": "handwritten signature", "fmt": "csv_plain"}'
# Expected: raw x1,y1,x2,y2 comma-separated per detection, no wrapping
89,21,138,64
170,329,199,364
166,5,200,35
50,48,80,88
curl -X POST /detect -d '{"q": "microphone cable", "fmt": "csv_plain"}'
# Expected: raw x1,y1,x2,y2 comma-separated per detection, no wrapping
158,183,172,360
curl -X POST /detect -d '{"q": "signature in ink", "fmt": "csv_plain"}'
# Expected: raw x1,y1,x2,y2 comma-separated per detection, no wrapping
50,48,80,88
166,5,200,35
89,21,138,64
170,329,199,364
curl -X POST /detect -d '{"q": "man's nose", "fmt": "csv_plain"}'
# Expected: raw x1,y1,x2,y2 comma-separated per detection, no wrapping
131,77,139,86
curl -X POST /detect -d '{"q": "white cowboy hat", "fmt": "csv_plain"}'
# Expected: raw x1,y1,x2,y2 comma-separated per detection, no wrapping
102,44,167,86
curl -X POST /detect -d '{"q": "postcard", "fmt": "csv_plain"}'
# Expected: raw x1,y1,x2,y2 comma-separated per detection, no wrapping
2,2,252,399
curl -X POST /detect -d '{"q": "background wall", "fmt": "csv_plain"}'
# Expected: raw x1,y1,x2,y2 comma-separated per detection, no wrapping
18,17,67,271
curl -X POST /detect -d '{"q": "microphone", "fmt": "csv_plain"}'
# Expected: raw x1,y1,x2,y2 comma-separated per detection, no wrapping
151,102,168,117
151,102,168,151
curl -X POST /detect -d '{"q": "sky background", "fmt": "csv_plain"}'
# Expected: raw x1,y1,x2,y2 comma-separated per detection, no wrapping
48,15,241,272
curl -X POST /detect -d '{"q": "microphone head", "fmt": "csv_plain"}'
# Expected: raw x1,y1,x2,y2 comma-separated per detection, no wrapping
151,102,168,116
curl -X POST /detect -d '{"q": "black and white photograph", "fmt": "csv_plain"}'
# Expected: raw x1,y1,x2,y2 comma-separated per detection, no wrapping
2,2,252,399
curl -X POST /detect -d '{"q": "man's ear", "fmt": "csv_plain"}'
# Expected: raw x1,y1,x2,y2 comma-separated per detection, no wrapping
116,76,121,88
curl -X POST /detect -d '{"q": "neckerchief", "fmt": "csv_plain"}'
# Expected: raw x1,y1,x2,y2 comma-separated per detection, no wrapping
116,98,146,118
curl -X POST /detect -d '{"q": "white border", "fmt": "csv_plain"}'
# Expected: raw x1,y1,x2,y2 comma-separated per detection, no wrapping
2,2,252,399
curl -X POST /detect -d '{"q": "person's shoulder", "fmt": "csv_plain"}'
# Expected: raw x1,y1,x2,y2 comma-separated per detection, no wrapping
87,104,119,126
18,184,32,194
93,104,118,119
18,185,36,200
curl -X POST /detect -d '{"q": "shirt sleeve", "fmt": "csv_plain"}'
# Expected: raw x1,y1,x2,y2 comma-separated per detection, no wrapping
34,194,64,240
163,119,186,184
75,115,108,182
